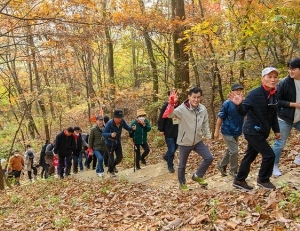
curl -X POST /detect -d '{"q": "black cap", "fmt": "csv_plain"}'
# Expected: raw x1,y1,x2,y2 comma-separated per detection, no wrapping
113,109,124,118
231,84,244,91
96,116,104,120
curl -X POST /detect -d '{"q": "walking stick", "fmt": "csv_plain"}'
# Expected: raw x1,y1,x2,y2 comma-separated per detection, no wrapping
132,130,136,172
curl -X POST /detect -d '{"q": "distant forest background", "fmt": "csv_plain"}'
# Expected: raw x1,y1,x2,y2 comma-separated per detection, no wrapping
0,0,299,158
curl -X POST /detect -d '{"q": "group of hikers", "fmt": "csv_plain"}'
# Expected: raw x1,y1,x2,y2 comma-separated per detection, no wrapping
6,57,300,191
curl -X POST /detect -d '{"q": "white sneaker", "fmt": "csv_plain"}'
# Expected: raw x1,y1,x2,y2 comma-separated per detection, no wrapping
294,155,300,165
97,172,104,177
272,165,282,177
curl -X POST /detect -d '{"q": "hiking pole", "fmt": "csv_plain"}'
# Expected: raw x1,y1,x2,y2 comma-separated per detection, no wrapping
132,129,136,172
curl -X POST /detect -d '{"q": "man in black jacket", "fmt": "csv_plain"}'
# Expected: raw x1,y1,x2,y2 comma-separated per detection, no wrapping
158,90,179,173
229,67,281,191
273,57,300,176
54,127,75,179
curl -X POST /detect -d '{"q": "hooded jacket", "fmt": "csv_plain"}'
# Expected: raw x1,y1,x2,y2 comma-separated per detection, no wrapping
277,75,297,124
168,99,211,146
129,119,151,144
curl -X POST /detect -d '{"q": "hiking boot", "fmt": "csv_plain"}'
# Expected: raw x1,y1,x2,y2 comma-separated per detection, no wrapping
191,174,208,186
136,166,141,170
114,167,118,173
272,165,282,177
216,165,227,177
168,167,175,173
229,171,237,178
141,158,146,165
179,183,189,191
110,172,116,177
257,179,276,190
233,180,253,191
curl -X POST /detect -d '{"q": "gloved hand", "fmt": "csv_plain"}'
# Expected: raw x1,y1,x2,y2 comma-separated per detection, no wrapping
87,147,93,157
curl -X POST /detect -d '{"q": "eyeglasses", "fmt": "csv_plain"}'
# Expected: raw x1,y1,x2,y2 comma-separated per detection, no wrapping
288,67,299,71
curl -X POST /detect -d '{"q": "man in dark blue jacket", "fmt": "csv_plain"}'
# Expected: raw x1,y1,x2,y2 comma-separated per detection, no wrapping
214,84,244,177
229,67,281,191
273,58,300,176
103,109,135,177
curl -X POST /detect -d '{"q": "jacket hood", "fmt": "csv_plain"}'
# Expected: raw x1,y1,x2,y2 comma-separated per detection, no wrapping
183,99,205,113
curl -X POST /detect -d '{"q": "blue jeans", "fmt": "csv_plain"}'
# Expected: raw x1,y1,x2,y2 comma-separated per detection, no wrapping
93,150,104,173
163,137,178,168
273,120,300,165
78,152,87,171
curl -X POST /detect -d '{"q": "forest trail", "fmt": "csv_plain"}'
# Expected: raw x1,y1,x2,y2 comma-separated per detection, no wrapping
73,160,300,192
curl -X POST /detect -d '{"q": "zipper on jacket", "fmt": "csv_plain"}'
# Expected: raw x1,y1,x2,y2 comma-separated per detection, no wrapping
193,113,198,145
180,131,186,142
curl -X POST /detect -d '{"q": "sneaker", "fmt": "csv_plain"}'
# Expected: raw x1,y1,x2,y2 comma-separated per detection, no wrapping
114,167,118,173
168,167,175,173
110,172,116,177
216,165,227,177
272,165,282,177
233,180,253,191
141,158,146,165
294,155,300,165
179,183,189,191
97,172,104,177
229,171,237,178
191,174,208,186
257,179,276,190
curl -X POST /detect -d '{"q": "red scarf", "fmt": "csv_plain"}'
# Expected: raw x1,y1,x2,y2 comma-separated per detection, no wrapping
262,84,276,99
113,118,121,126
73,133,79,140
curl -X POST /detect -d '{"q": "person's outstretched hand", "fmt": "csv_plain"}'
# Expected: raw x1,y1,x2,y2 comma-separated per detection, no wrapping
228,92,243,105
169,89,178,105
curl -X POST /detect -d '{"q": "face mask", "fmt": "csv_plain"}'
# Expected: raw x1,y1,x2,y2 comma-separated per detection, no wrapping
14,153,20,157
138,117,145,121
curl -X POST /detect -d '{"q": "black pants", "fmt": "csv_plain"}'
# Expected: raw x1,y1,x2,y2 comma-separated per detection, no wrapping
107,145,123,173
236,134,275,183
86,154,97,169
59,155,72,178
27,166,37,180
135,143,150,168
71,154,79,173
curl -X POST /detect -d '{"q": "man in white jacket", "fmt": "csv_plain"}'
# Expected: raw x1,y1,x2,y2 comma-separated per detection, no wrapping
163,87,214,191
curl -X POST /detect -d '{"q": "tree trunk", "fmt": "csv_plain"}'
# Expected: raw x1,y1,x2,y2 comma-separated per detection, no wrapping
172,0,189,99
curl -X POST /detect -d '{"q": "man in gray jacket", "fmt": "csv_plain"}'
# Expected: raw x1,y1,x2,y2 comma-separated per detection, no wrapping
163,87,214,191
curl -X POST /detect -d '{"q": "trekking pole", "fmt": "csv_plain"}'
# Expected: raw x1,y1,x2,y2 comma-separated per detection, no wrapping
132,129,136,172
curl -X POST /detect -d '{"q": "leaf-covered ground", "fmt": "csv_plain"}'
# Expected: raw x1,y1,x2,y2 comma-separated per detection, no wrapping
1,135,300,230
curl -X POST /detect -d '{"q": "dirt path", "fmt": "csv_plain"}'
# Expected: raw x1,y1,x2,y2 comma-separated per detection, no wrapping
73,161,300,192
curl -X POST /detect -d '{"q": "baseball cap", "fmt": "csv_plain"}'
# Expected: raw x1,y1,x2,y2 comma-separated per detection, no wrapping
231,84,244,91
262,67,279,77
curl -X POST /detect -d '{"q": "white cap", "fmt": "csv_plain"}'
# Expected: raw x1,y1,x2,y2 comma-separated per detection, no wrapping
262,67,279,77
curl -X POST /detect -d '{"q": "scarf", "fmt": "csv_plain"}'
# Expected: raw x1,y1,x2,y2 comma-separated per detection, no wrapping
113,118,121,127
262,84,276,99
